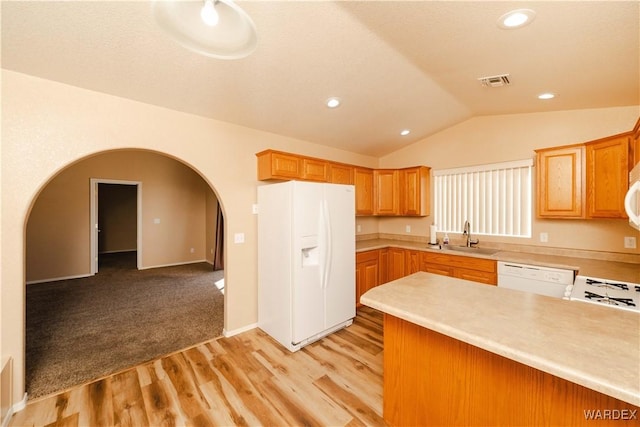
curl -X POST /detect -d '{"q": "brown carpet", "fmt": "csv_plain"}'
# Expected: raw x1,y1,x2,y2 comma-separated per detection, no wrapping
26,252,224,399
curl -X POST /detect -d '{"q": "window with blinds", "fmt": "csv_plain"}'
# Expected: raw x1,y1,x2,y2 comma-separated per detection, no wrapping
433,159,533,238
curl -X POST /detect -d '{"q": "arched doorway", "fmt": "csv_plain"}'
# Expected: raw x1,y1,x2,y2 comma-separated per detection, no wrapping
24,149,226,399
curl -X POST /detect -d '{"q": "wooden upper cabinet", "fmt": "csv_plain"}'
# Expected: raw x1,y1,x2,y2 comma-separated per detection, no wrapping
401,166,431,216
329,163,354,185
257,150,302,180
257,149,431,217
301,158,329,182
354,168,374,216
374,169,400,215
585,134,630,218
535,144,585,218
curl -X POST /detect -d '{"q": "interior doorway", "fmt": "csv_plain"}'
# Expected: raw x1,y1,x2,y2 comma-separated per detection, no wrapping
90,179,142,275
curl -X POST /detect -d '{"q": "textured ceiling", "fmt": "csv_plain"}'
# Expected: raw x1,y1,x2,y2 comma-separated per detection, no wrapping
2,1,639,156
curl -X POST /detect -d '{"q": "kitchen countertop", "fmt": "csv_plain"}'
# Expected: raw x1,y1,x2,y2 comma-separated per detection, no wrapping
361,271,640,407
356,238,640,283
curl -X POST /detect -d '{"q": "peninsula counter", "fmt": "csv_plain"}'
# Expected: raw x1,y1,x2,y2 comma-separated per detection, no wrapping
361,272,640,426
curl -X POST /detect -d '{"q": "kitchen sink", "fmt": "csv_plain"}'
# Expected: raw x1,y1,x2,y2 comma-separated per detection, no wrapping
446,245,499,256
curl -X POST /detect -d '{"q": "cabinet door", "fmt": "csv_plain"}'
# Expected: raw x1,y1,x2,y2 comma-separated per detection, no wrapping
401,167,430,216
329,164,354,185
378,248,389,285
387,248,406,281
354,168,374,216
257,150,302,180
356,250,379,307
302,158,329,182
586,135,630,218
536,145,584,218
374,170,400,215
405,250,421,275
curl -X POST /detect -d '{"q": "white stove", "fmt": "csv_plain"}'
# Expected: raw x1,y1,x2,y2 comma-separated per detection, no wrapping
565,276,640,312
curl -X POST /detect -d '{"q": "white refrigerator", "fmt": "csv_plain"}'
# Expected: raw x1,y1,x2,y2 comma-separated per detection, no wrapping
257,181,355,352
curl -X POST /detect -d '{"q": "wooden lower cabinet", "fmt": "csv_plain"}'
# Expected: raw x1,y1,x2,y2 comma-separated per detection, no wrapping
357,248,498,308
355,250,380,307
383,314,638,426
421,251,497,285
387,248,406,281
378,248,389,284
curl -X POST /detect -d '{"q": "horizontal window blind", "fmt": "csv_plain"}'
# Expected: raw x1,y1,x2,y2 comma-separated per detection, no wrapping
433,159,533,238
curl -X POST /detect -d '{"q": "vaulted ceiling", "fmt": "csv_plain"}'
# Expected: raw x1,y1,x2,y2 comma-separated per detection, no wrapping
3,1,639,156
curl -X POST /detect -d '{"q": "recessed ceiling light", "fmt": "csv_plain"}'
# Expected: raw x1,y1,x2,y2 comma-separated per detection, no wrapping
538,92,555,100
400,129,411,136
498,9,536,29
326,97,341,108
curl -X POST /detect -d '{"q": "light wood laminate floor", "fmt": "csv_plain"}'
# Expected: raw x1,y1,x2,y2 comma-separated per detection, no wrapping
10,307,386,427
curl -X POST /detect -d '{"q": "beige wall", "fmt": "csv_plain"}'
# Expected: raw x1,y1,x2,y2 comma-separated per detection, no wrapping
26,150,214,283
1,70,378,404
378,108,640,253
206,191,219,265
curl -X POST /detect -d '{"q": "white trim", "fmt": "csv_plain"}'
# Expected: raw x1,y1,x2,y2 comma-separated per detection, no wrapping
90,179,142,275
2,393,27,427
138,259,208,270
224,323,258,338
26,273,93,285
433,158,534,176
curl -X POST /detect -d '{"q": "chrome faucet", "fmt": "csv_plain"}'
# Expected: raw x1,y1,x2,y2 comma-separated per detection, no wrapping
463,220,479,247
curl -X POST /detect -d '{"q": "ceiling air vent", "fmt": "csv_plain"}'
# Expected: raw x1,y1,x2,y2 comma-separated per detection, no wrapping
478,74,511,87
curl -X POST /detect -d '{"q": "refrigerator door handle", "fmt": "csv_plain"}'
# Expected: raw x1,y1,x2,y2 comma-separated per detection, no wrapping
321,198,333,289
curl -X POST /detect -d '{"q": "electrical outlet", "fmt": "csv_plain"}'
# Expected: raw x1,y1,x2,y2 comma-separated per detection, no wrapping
357,224,362,233
624,236,637,249
252,204,258,214
539,232,548,243
405,225,411,233
234,233,245,244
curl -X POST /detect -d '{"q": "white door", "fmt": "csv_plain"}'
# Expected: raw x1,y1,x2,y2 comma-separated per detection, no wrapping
291,181,325,344
323,184,356,328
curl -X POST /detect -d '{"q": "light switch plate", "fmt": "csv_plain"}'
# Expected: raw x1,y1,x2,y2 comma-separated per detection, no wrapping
539,232,548,243
624,236,637,249
234,233,245,244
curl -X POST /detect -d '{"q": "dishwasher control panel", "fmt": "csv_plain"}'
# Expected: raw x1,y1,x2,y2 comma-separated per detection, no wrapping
497,262,576,298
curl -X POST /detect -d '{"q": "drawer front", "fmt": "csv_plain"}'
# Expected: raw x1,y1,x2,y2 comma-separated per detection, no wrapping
422,252,496,273
454,268,497,285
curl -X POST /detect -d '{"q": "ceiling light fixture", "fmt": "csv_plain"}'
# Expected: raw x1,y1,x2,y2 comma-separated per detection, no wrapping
498,9,536,29
400,129,411,136
200,0,219,27
538,92,555,100
326,97,341,108
152,0,257,60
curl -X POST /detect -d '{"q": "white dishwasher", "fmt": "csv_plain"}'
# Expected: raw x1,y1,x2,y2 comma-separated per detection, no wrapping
497,262,575,298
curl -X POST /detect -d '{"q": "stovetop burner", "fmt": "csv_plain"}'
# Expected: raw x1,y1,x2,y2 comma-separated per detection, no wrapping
566,276,640,313
585,278,629,291
584,291,636,307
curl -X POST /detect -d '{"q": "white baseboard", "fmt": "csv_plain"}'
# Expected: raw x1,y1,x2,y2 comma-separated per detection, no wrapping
223,323,258,338
2,393,27,427
139,259,208,270
26,273,93,285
